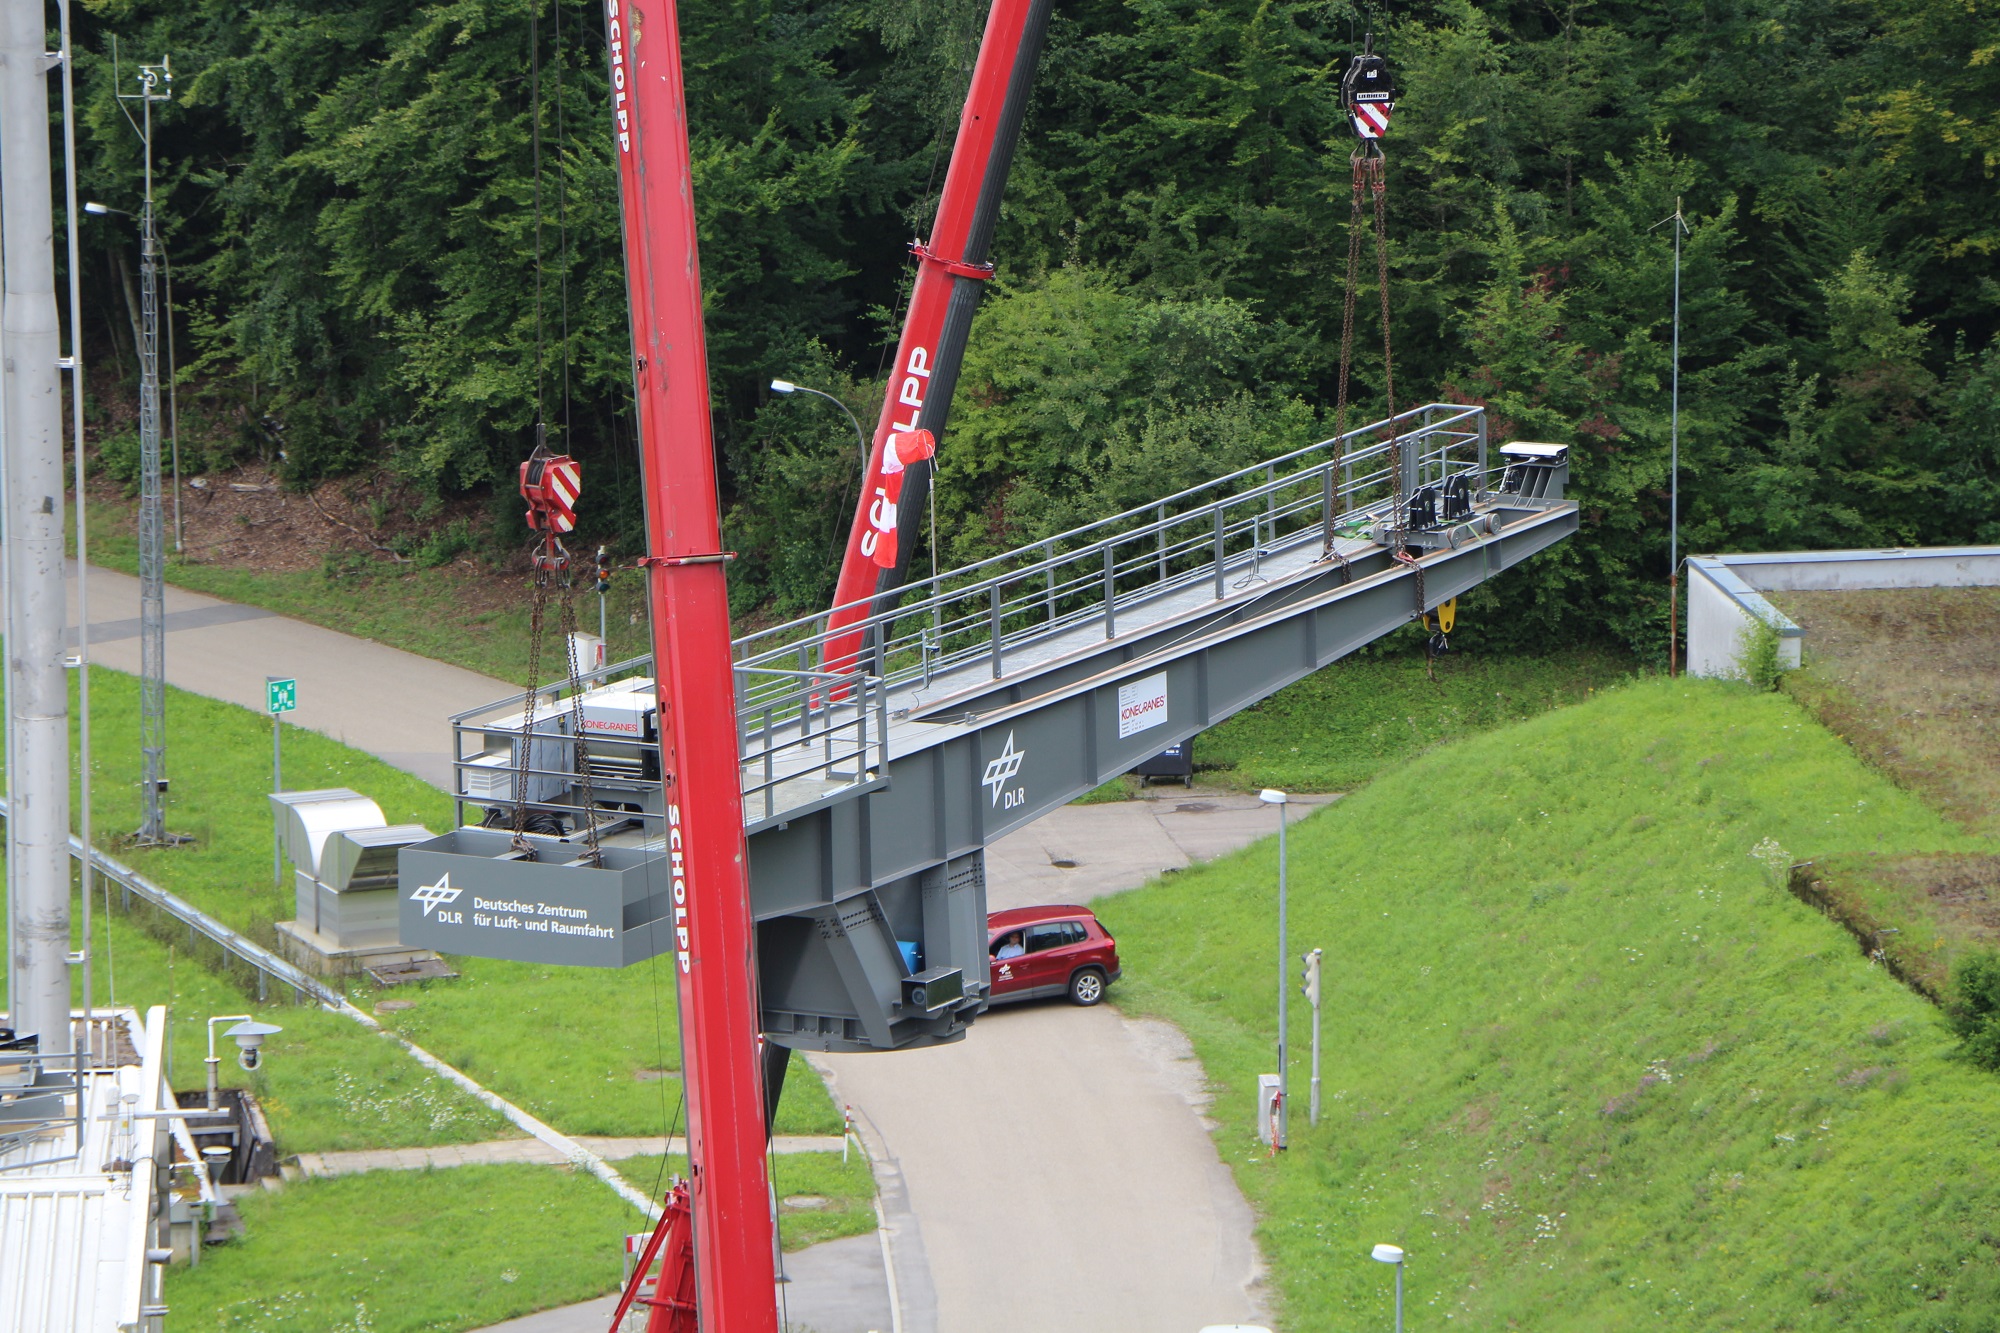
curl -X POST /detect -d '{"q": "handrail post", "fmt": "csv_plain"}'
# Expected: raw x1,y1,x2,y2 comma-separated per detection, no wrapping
989,584,1004,678
874,672,890,777
1156,505,1167,582
1044,540,1056,622
1103,543,1116,639
1212,507,1225,600
1476,408,1488,488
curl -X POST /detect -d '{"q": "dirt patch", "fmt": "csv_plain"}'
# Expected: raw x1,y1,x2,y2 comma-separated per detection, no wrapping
1770,587,2000,837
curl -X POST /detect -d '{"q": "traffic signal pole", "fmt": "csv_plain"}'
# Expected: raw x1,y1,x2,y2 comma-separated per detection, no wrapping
603,1,778,1328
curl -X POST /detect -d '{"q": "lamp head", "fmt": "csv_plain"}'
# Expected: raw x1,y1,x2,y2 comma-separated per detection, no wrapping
1371,1243,1404,1265
1259,789,1288,806
225,1020,282,1071
769,379,797,394
83,201,112,215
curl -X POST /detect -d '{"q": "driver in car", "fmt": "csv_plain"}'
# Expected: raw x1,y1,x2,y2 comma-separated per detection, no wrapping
994,931,1025,959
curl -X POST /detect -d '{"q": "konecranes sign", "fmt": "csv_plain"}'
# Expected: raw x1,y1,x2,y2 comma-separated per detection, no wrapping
398,828,676,967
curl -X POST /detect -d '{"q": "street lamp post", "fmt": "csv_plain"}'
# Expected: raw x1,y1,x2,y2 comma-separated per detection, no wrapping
770,379,869,470
1372,1243,1405,1333
1260,788,1289,1148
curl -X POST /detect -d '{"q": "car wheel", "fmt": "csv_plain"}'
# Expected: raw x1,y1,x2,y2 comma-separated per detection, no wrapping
1068,967,1107,1006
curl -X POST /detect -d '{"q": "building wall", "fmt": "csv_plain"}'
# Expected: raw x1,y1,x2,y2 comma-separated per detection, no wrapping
1685,547,2000,678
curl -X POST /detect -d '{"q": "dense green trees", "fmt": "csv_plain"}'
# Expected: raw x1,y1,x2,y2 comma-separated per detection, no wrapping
73,0,2000,653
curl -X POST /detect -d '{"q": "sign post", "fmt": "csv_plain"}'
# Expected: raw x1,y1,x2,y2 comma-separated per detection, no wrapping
1302,947,1323,1125
266,676,296,886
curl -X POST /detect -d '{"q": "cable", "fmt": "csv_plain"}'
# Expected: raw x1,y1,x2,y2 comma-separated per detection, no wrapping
529,0,546,429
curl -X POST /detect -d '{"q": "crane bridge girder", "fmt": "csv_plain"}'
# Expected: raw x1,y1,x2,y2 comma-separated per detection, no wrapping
400,408,1576,1054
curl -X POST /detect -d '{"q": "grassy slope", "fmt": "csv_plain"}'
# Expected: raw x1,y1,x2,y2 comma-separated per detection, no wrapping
16,666,839,1142
1098,678,1999,1331
88,496,652,688
1192,643,1637,791
165,1165,644,1333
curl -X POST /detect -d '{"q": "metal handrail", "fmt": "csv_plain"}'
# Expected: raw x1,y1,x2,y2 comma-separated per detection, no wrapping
0,796,336,1007
448,404,1488,831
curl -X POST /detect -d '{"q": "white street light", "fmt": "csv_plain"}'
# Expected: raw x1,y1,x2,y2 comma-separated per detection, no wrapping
1372,1243,1405,1333
1260,788,1289,1148
769,378,868,470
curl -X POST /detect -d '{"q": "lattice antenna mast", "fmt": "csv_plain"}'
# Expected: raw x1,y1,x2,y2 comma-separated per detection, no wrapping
119,55,182,845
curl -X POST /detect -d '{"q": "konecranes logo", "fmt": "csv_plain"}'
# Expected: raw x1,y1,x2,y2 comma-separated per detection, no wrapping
411,873,463,918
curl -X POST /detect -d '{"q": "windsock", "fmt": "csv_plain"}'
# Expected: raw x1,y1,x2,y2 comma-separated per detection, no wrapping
861,429,937,571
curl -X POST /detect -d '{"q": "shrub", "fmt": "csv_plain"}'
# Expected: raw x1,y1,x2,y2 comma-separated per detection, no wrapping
1945,949,2000,1070
96,431,143,489
1737,615,1786,690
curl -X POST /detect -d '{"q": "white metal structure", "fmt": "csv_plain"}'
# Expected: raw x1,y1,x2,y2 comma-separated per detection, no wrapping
0,1007,181,1332
1686,546,2000,678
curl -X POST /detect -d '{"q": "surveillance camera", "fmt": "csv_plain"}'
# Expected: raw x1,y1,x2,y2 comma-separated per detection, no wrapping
224,1020,281,1072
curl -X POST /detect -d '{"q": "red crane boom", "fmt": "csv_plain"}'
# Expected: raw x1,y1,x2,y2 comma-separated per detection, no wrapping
821,0,1054,673
602,0,778,1328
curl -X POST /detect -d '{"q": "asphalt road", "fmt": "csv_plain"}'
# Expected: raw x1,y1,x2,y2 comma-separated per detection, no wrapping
66,562,1293,1331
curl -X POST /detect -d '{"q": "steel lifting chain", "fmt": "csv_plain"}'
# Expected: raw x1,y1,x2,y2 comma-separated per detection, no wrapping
1361,149,1427,627
1319,157,1369,579
506,534,602,862
509,546,556,852
555,550,603,861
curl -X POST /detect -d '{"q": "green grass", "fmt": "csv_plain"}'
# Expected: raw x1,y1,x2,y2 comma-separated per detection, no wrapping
10,665,839,1143
0,888,513,1153
1189,642,1637,791
165,1165,644,1332
620,1149,878,1252
88,496,653,687
1097,677,2000,1330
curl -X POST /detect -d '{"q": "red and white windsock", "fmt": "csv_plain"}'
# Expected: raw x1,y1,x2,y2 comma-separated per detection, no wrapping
860,428,936,572
520,448,581,534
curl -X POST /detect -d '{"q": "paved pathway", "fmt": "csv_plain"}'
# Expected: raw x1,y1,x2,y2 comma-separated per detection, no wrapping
73,562,1305,1332
295,1134,848,1179
64,561,509,789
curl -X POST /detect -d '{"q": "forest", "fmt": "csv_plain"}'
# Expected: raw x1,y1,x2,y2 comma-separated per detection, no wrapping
67,0,2000,654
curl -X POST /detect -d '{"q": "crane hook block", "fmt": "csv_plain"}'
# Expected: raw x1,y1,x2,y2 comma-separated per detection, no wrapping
519,445,582,534
1341,42,1397,141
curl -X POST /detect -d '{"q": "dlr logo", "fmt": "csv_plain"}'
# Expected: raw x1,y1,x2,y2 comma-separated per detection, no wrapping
1002,788,1025,810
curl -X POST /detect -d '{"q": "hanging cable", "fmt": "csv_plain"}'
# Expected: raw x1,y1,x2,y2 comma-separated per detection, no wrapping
529,0,547,431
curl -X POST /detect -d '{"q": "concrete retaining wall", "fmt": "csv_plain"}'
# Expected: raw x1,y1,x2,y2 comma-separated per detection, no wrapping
1686,546,2000,679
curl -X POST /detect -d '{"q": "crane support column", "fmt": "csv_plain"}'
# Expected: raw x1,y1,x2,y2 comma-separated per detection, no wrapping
602,1,778,1328
823,0,1054,670
2,0,74,1056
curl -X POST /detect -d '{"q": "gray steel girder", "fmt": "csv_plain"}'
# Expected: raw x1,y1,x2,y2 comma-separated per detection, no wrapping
748,502,1576,921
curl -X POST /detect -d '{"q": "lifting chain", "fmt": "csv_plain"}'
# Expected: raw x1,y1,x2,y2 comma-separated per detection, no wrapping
504,532,603,863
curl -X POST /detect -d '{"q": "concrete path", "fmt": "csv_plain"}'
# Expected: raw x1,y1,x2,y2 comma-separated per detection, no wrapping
64,561,511,789
470,1234,894,1333
813,787,1331,1333
75,562,1310,1332
295,1134,848,1179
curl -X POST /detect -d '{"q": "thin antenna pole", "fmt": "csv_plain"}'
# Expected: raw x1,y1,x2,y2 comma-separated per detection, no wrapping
1653,197,1688,677
1669,197,1683,678
57,0,95,1040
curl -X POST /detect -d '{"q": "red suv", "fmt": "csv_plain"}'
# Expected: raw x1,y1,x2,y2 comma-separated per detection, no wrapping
986,905,1121,1006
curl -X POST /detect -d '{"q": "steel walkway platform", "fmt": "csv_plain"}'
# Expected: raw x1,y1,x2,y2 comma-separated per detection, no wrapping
408,404,1576,1050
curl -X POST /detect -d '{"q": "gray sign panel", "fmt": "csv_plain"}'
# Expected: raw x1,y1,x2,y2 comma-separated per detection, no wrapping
399,828,675,967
